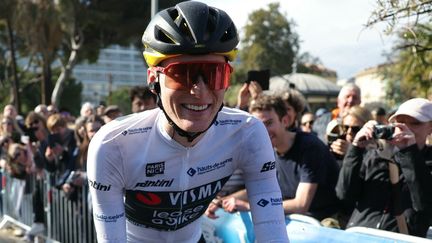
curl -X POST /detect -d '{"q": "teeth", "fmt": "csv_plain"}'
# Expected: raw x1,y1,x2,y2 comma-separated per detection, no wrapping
185,104,208,111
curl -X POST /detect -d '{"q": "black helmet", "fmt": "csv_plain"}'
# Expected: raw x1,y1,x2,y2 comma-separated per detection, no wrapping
142,1,239,67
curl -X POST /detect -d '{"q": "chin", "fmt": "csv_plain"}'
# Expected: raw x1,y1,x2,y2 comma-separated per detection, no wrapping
179,120,212,133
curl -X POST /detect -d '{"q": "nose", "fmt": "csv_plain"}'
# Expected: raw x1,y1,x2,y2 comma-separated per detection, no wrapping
189,75,210,96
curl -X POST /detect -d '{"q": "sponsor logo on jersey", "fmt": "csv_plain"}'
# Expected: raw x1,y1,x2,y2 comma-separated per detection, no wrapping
88,179,111,191
129,177,228,207
136,192,162,205
122,126,152,136
187,168,196,176
125,176,230,231
187,158,232,177
260,161,276,172
257,197,283,207
168,180,223,206
135,179,174,188
150,205,205,228
214,119,242,126
146,162,165,177
95,212,124,223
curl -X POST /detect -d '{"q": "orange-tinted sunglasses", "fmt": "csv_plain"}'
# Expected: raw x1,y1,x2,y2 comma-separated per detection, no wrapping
151,61,233,90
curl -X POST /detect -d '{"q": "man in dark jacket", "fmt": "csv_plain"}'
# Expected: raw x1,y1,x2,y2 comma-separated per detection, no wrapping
336,98,432,237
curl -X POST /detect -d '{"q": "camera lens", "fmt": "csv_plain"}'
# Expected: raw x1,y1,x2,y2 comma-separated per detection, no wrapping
373,125,395,140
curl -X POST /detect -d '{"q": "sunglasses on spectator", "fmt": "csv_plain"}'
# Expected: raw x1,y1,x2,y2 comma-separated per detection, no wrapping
1,121,12,125
30,120,40,126
151,61,233,90
343,125,361,134
302,120,314,126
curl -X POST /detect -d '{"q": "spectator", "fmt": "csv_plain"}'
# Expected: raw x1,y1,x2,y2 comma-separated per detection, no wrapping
34,104,49,119
130,86,157,113
236,81,263,111
313,83,362,142
315,107,328,118
6,143,33,180
79,102,95,118
371,106,388,125
102,105,122,123
45,114,78,181
217,95,340,223
336,98,432,237
23,112,50,240
0,115,24,143
0,135,13,169
62,115,105,204
47,104,58,115
328,106,372,163
279,89,307,130
301,112,315,133
96,101,106,117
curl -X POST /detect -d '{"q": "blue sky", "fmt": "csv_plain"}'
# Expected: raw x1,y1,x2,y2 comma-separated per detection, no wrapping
199,0,395,80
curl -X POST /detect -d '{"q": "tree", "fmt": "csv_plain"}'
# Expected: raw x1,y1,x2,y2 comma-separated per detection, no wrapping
107,87,132,115
0,0,184,114
237,3,299,81
0,0,21,112
380,23,432,103
367,0,432,32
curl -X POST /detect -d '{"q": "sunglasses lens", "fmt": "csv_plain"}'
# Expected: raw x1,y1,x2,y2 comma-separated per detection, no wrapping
162,62,232,90
344,125,361,134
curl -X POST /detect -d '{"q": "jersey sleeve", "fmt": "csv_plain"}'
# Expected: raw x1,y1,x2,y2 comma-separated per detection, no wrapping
239,120,289,242
87,130,126,242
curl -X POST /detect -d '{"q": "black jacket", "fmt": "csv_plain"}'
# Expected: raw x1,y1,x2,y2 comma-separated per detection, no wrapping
336,144,432,237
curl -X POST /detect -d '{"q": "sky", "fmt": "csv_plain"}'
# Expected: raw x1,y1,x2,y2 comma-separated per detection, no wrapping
199,0,395,80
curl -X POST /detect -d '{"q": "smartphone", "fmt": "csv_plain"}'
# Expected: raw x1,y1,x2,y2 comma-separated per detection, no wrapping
245,69,270,90
47,133,61,148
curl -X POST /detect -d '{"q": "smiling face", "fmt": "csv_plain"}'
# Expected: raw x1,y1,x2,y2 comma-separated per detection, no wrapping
338,87,361,115
155,54,226,133
251,109,288,150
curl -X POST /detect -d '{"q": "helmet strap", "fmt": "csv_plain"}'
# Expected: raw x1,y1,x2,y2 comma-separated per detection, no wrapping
152,81,222,143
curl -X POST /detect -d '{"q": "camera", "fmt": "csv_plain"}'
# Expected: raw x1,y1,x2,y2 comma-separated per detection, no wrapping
372,124,395,140
24,127,38,143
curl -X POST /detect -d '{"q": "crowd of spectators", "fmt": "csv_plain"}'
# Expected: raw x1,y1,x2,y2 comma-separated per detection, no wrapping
0,81,431,240
0,85,157,241
205,81,432,238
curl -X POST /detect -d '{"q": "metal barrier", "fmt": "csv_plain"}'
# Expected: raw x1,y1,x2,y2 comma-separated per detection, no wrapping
0,170,96,242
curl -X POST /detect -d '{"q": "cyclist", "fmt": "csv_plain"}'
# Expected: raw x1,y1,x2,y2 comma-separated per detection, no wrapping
87,1,289,242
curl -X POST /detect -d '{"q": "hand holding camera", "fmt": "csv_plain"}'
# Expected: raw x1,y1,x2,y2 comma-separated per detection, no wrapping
388,123,416,150
352,120,378,148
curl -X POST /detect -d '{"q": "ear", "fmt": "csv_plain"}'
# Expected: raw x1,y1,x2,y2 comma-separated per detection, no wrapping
147,68,160,94
280,114,290,128
147,68,157,85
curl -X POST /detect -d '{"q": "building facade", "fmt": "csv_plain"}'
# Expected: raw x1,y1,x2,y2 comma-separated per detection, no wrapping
73,45,147,105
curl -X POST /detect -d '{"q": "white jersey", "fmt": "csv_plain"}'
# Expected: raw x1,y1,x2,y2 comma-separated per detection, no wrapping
87,107,289,243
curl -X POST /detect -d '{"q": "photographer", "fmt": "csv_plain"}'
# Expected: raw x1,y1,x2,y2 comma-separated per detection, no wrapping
335,98,432,237
328,106,371,165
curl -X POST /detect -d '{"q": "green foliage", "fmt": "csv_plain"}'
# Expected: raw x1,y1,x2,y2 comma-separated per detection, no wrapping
58,78,82,116
0,0,185,110
380,23,432,103
108,88,132,115
367,0,432,33
238,3,299,80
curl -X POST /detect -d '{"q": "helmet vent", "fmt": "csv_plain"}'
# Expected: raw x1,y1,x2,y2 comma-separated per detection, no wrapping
167,8,195,43
155,26,176,44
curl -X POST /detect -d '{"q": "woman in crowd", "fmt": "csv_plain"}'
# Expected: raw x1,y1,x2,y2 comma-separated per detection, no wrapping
336,98,432,237
328,106,372,165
